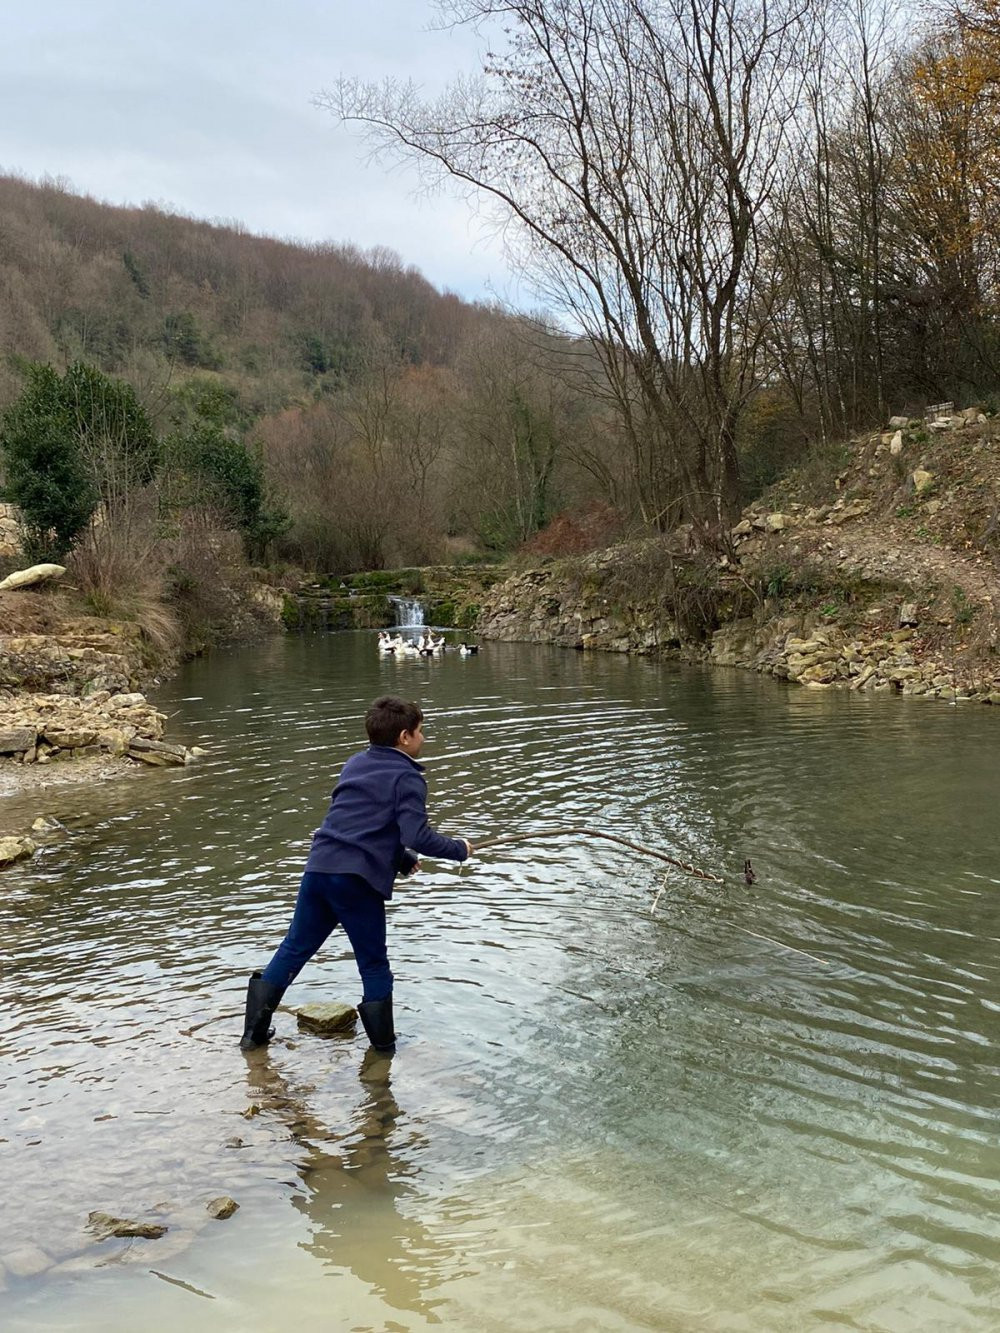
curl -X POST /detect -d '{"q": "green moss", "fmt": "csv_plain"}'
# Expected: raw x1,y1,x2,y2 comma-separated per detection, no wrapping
427,598,456,626
345,568,424,595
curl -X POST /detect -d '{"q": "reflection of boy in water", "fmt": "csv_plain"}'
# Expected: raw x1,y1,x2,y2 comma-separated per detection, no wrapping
240,695,473,1053
244,1049,448,1322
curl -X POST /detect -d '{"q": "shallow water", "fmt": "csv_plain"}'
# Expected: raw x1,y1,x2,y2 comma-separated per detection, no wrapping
3,631,1000,1330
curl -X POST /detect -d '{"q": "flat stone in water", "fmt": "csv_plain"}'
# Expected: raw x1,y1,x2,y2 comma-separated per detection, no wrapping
87,1211,167,1240
295,1002,357,1035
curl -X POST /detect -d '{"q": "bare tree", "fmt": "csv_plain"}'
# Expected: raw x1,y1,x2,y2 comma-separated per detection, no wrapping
323,0,809,539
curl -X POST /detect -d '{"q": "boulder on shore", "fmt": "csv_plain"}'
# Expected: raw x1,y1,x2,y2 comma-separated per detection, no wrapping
0,563,66,591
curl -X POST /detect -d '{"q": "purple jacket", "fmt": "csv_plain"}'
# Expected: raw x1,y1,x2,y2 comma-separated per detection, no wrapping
304,745,468,898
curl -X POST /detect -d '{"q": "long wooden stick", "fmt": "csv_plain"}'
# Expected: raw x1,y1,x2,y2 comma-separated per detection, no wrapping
473,828,830,966
473,827,725,884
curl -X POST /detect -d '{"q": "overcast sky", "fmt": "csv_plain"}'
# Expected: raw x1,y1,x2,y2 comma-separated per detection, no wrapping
0,0,520,304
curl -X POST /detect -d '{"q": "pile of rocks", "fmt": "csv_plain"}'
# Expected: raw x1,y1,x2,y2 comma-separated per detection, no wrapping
0,690,199,867
0,689,194,769
709,619,1000,703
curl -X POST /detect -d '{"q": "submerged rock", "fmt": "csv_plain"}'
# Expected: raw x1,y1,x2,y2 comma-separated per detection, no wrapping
206,1196,240,1220
87,1211,167,1240
1,1244,53,1277
295,1002,357,1036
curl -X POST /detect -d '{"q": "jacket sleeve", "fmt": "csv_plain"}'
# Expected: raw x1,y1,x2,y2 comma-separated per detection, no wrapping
396,770,468,862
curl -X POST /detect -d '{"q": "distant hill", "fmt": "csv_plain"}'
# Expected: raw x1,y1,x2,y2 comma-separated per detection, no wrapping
0,172,487,417
0,174,606,573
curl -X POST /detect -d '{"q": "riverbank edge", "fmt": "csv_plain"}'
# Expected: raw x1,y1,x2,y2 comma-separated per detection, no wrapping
477,416,1000,708
0,562,502,854
0,580,282,854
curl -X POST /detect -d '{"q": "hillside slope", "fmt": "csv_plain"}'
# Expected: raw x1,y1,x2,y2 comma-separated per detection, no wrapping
0,172,483,415
479,409,1000,704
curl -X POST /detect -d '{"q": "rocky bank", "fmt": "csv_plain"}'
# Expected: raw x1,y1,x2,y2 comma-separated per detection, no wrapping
479,410,1000,705
0,578,204,862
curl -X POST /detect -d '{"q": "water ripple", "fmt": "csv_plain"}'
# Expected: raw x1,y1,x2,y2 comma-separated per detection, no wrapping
3,633,1000,1328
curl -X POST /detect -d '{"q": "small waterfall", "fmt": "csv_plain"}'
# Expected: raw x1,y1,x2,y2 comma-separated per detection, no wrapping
389,596,425,628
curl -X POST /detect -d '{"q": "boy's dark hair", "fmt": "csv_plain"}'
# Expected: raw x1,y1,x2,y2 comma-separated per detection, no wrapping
365,695,423,747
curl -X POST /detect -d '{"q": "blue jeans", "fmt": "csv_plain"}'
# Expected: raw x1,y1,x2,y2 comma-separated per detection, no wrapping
262,872,393,1002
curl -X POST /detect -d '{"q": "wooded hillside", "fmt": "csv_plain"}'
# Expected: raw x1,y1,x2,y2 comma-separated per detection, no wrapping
0,172,613,573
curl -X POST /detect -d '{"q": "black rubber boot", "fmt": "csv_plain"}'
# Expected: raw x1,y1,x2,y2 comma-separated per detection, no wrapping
239,971,285,1051
357,996,396,1053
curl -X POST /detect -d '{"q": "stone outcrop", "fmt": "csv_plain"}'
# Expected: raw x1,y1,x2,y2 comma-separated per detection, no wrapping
478,430,1000,708
478,546,683,653
0,690,194,771
708,618,998,701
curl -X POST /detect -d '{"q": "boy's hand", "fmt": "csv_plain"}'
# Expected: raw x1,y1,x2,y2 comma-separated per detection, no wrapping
398,848,420,878
460,839,474,858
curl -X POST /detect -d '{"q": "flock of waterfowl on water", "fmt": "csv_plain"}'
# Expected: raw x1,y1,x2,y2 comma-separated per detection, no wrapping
377,631,480,657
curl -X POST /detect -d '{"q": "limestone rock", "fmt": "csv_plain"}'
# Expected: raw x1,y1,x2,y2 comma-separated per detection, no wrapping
0,563,66,591
912,469,935,494
887,415,910,428
96,728,131,756
127,737,188,765
0,836,36,867
889,430,903,456
296,1002,358,1036
764,512,794,532
898,603,919,628
829,500,870,524
105,692,147,710
0,726,38,753
206,1196,240,1221
31,815,66,834
87,1211,167,1240
41,727,97,750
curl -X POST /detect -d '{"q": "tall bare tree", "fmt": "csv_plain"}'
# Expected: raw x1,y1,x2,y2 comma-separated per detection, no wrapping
323,0,809,539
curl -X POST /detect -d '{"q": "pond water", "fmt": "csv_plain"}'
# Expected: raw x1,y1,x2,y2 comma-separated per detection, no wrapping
2,630,1000,1331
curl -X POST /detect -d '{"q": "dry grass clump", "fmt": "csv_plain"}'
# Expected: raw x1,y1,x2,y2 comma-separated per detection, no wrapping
162,507,270,652
65,491,183,661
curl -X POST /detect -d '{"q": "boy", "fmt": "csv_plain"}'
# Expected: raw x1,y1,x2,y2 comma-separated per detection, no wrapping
240,695,472,1054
